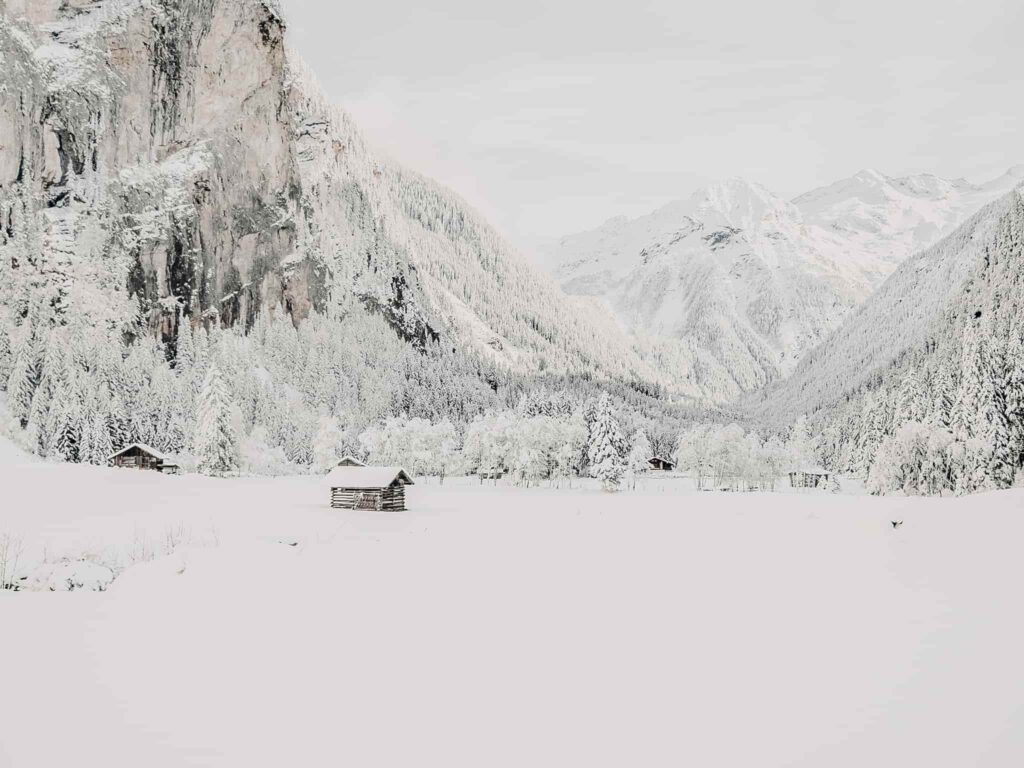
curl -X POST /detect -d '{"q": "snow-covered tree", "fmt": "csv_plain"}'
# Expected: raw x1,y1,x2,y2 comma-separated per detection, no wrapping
786,415,817,469
552,413,587,487
624,429,652,489
675,424,715,490
194,364,239,477
7,331,43,428
587,394,625,491
313,415,346,472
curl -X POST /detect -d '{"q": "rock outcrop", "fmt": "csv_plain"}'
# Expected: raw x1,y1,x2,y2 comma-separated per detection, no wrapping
1,0,679,390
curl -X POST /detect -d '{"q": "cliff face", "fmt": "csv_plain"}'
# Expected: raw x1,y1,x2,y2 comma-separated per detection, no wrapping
1,0,689,391
0,0,431,347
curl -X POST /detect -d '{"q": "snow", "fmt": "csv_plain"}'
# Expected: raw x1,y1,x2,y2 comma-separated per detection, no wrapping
322,465,413,488
538,168,1022,400
2,456,1024,766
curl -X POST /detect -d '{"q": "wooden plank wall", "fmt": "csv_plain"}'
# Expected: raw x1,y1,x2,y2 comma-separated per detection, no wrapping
331,486,406,511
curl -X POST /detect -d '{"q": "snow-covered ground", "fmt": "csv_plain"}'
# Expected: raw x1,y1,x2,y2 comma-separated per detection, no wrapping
2,447,1023,767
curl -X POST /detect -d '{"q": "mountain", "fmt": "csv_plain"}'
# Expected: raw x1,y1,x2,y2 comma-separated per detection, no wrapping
749,185,1024,493
0,0,690,398
540,168,1023,399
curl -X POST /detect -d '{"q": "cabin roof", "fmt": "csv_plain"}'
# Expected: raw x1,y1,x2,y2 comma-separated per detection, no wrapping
335,455,366,467
791,465,830,475
108,443,171,462
324,466,415,489
649,456,675,464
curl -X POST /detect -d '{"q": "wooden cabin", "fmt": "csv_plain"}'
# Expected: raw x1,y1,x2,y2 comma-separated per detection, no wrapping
788,466,830,489
648,456,676,472
324,466,414,511
335,455,367,467
108,444,180,474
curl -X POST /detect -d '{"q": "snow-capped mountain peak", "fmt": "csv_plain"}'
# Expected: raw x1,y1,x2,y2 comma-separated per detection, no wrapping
539,166,1021,401
691,177,795,233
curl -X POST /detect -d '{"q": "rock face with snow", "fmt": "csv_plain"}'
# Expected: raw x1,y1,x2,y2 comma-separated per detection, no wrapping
0,0,681,389
541,169,1022,398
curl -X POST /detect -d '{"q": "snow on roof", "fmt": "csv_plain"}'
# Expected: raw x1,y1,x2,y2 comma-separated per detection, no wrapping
649,456,675,463
324,466,414,489
108,443,170,462
335,455,366,467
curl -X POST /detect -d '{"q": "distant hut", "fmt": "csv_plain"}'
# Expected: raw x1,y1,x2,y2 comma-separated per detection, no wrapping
648,456,676,472
335,455,367,467
108,444,180,474
788,466,831,489
325,466,414,511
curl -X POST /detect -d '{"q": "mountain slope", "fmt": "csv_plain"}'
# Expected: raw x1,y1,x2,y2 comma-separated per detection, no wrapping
749,185,1024,492
0,0,691,396
750,188,1021,420
540,168,1022,399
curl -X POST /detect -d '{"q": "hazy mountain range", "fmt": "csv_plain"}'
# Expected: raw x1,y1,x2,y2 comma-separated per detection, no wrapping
539,167,1024,395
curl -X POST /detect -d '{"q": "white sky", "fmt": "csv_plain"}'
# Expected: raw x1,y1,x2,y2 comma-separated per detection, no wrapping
282,0,1024,251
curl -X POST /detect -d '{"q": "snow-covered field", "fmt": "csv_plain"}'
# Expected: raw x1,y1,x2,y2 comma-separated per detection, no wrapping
2,447,1023,767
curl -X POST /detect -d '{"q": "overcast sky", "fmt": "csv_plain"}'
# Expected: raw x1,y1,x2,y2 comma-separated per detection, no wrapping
282,0,1023,251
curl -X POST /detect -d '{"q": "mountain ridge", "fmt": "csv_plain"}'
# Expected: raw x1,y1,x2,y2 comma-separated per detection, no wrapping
539,166,1021,400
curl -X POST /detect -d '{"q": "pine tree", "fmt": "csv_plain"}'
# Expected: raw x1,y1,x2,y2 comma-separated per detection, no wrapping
313,415,345,472
82,412,114,466
194,364,239,477
978,337,1014,488
0,324,12,387
176,313,196,373
1004,333,1024,470
787,415,817,468
951,324,984,441
47,377,83,463
854,393,881,475
7,329,43,428
624,429,652,489
897,368,926,423
926,364,954,429
587,394,625,491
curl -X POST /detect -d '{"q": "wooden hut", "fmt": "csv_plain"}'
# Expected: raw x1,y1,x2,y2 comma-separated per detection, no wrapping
788,466,830,489
108,444,180,474
335,455,367,467
324,466,414,511
648,456,676,472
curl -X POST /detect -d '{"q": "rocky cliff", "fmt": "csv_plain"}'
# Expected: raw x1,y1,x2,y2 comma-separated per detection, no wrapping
1,0,680,390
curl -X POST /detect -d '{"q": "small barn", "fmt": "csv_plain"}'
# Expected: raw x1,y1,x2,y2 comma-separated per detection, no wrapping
325,466,414,511
335,455,367,467
108,444,180,474
648,456,676,472
788,466,831,489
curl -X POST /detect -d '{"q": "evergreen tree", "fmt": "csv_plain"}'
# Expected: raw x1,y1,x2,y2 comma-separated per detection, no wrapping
951,324,984,441
897,368,926,423
194,364,239,477
588,394,625,491
624,429,652,489
313,415,346,472
926,364,955,429
0,324,12,387
82,412,114,466
7,329,43,428
787,415,816,468
978,336,1014,488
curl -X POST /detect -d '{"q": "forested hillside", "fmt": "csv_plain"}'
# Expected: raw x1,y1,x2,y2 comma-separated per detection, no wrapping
756,188,1024,494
